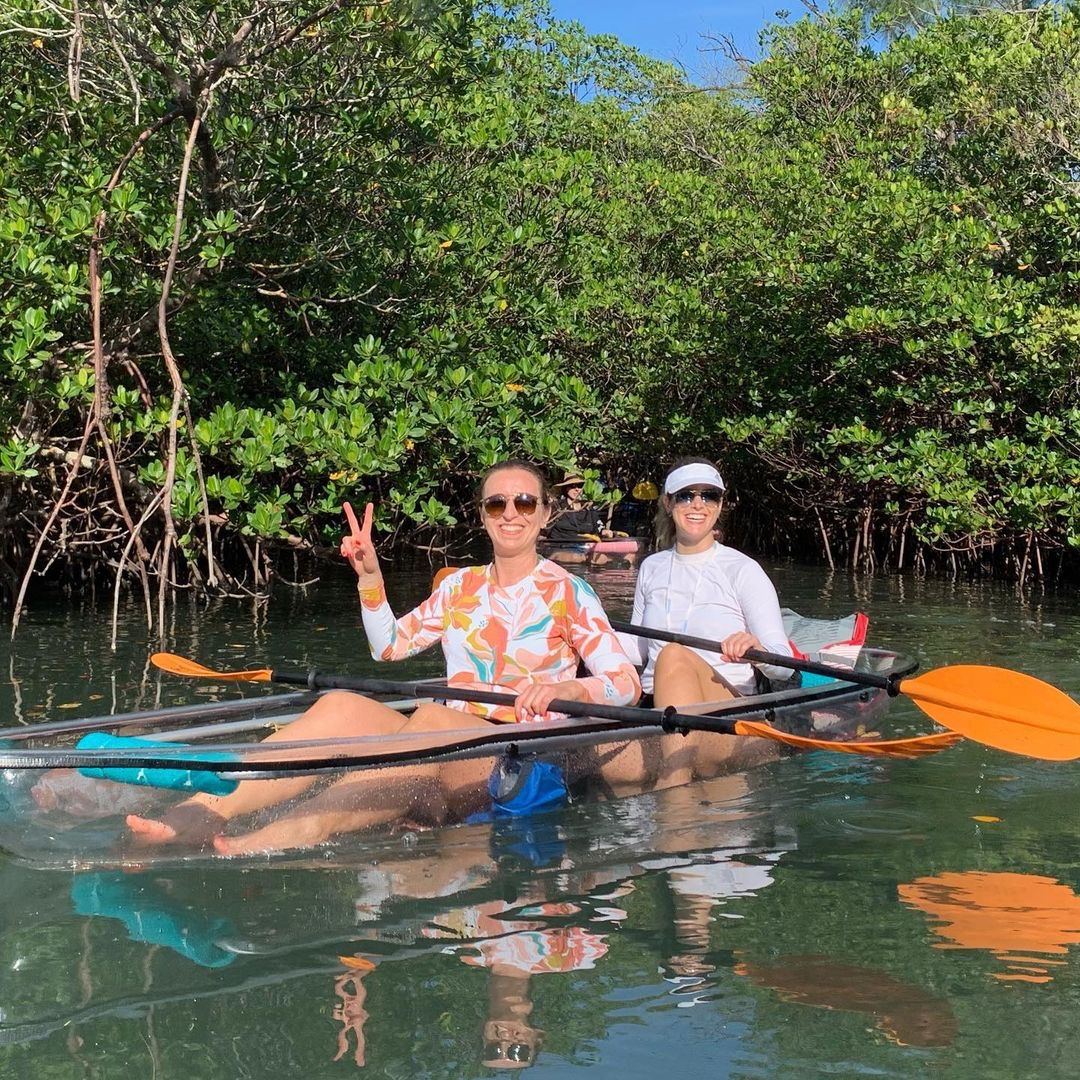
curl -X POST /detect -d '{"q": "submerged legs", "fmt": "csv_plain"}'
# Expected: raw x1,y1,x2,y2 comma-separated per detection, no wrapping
126,694,495,851
651,644,774,788
212,702,496,855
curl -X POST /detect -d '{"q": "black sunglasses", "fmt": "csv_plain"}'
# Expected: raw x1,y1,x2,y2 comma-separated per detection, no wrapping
481,493,541,518
672,488,723,506
483,1041,534,1065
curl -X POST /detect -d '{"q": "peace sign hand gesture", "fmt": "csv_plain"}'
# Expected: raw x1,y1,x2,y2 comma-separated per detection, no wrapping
340,502,381,581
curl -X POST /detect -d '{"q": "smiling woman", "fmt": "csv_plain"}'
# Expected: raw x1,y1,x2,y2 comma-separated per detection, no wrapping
614,456,795,790
119,459,640,855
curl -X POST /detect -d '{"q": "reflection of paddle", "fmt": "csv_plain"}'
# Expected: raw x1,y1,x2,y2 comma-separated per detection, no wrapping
899,871,1080,983
734,953,956,1047
150,653,957,759
613,621,1080,761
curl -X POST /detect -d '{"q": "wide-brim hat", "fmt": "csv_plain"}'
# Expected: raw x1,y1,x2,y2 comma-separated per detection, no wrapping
554,472,586,487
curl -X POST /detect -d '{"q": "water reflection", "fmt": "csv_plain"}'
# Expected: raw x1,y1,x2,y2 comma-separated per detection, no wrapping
313,773,792,1070
333,957,375,1066
437,905,609,1070
71,872,238,968
4,565,1080,1076
0,771,799,1072
733,954,957,1047
899,871,1080,983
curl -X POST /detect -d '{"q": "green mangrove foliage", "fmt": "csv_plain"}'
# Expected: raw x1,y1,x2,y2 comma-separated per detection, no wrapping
596,4,1080,578
1,0,1079,628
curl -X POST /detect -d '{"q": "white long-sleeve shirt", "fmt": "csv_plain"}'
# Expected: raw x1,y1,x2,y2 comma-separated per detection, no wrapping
619,543,792,694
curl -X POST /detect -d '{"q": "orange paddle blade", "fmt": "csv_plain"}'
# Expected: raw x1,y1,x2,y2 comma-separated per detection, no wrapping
151,652,272,682
899,666,1080,761
432,566,457,591
734,720,961,758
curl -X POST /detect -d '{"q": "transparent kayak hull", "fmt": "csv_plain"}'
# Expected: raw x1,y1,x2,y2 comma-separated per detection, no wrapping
0,649,917,868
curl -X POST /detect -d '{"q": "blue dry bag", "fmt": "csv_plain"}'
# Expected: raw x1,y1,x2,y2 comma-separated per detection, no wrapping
488,755,568,816
463,756,569,867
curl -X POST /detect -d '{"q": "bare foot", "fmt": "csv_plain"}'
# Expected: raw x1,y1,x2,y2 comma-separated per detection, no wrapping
126,815,177,842
213,834,255,857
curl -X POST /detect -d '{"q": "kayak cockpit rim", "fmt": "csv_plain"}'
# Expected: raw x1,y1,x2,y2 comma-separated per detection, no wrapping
0,648,916,779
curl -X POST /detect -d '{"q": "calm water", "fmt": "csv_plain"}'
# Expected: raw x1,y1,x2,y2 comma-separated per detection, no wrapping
2,560,1080,1078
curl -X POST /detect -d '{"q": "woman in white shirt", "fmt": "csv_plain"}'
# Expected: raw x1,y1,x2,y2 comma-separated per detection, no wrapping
617,457,793,790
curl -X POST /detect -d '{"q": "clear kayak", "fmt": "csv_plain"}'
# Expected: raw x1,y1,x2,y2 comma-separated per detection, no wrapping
0,645,917,869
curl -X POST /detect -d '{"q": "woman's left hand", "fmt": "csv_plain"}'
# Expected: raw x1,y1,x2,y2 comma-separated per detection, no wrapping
720,632,764,663
514,680,587,722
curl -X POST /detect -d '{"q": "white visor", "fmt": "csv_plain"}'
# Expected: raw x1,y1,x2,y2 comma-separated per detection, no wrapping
663,463,725,495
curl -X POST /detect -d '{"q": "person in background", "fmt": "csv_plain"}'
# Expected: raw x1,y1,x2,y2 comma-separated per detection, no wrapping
543,473,611,543
608,478,658,538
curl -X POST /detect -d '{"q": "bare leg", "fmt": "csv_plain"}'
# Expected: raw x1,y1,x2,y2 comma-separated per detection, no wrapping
597,643,737,796
596,736,661,796
652,644,748,790
126,691,419,845
212,703,498,855
212,769,445,855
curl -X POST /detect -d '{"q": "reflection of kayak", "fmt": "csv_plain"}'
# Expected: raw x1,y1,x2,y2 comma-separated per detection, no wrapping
539,536,645,566
0,776,790,1047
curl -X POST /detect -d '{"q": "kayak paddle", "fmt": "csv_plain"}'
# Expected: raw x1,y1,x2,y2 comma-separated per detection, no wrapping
150,653,958,759
612,621,1080,761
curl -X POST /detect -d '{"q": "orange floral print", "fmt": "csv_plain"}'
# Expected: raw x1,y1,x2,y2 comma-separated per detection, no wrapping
359,560,640,722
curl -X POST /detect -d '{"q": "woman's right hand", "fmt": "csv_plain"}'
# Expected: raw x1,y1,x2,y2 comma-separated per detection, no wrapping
341,502,381,580
720,631,764,663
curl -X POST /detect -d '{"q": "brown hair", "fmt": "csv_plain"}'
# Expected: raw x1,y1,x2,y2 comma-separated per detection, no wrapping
654,455,724,549
477,459,552,505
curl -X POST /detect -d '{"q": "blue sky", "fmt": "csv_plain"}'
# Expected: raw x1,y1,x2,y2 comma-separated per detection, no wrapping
547,1,783,77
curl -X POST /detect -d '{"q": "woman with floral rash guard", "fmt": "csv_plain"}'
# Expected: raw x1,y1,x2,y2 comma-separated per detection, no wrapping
125,460,640,855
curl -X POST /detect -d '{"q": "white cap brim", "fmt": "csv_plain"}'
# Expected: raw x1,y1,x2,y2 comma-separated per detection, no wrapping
663,463,725,495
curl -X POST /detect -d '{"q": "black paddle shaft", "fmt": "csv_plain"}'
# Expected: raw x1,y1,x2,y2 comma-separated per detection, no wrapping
610,621,899,694
270,668,752,736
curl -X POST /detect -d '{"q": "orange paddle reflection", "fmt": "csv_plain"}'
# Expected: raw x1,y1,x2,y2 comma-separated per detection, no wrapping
899,871,1080,983
734,953,956,1047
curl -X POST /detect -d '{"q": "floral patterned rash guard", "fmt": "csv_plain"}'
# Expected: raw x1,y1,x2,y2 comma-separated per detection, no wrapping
421,900,611,974
359,559,640,722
